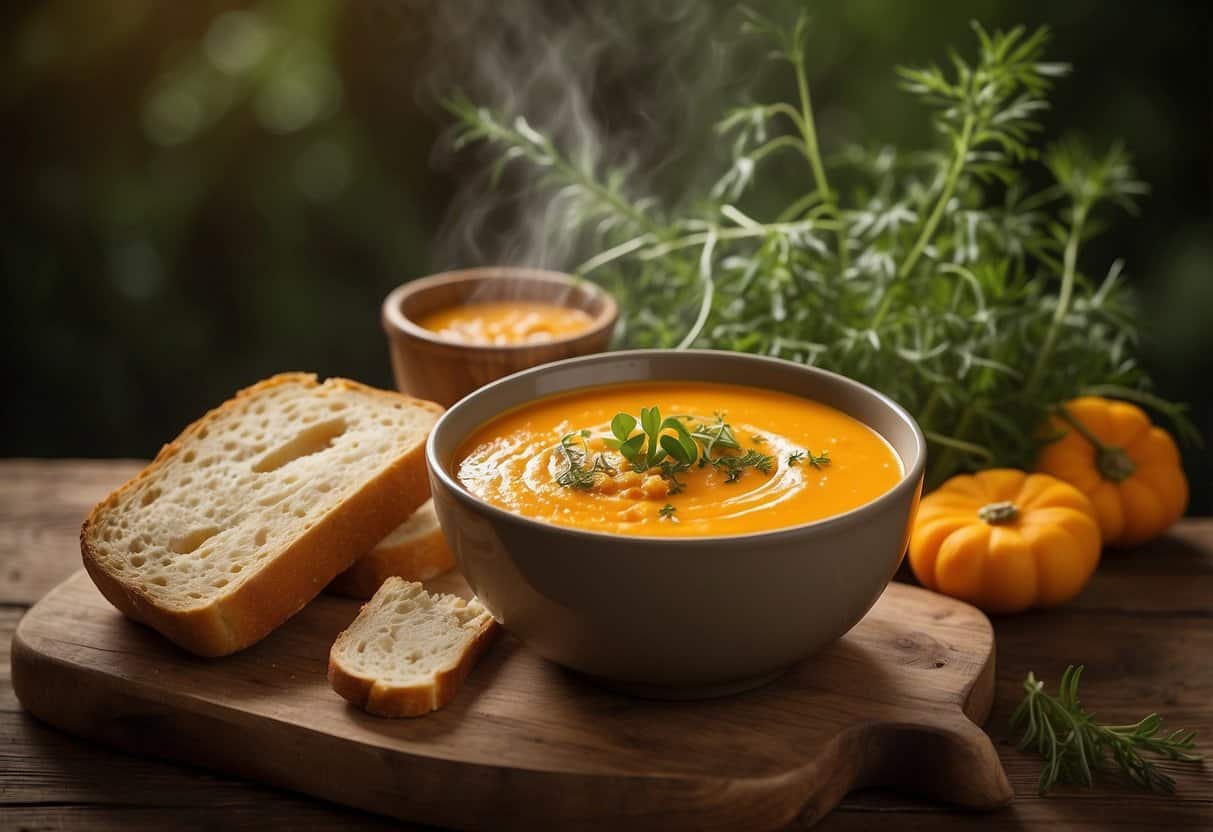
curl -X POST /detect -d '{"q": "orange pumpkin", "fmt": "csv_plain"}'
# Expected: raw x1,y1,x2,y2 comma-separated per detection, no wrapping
909,469,1101,615
1035,397,1188,547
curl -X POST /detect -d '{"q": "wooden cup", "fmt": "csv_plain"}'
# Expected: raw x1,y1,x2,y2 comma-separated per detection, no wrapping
381,267,618,407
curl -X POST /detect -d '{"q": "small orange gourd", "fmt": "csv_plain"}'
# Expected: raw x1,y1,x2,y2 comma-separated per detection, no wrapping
908,469,1101,615
1035,397,1188,547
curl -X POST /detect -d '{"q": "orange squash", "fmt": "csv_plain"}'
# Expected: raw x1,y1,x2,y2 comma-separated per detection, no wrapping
1035,397,1188,547
908,469,1101,614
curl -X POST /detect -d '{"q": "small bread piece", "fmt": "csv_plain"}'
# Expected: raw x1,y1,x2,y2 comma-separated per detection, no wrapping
328,577,499,717
81,373,442,657
328,499,455,599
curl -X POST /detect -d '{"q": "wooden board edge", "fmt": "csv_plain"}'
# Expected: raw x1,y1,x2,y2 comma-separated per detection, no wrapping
8,602,831,831
961,607,999,727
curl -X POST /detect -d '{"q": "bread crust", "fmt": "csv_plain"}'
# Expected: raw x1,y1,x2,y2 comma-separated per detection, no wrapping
327,525,454,600
327,585,501,718
80,373,442,657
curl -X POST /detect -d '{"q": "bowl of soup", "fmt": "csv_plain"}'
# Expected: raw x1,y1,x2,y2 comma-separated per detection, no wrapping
382,267,618,406
426,350,925,697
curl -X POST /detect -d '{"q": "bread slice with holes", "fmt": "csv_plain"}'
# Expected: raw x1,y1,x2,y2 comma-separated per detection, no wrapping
328,499,455,599
80,373,443,657
328,577,500,717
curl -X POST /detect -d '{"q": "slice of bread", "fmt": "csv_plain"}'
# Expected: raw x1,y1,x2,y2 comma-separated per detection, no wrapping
328,499,455,599
81,373,442,657
328,577,499,717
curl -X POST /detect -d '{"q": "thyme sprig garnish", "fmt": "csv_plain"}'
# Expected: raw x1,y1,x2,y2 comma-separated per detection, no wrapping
1011,665,1202,795
555,430,617,490
788,448,830,469
447,8,1196,490
713,449,775,483
690,412,740,461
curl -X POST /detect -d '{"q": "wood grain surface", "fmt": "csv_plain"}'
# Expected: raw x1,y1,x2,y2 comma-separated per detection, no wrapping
3,460,1211,830
13,568,1004,830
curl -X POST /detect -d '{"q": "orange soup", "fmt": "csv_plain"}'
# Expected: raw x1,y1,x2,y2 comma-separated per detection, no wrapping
456,381,902,537
418,301,593,345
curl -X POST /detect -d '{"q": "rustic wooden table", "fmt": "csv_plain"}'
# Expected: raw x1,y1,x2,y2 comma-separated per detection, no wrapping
2,460,1210,830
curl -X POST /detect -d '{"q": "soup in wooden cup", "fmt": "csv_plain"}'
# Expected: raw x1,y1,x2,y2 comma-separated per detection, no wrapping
381,267,617,407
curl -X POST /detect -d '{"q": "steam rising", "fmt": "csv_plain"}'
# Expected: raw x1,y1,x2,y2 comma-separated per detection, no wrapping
403,0,737,271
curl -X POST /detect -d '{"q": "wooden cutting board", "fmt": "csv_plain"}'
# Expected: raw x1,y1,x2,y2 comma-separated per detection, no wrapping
12,570,1010,830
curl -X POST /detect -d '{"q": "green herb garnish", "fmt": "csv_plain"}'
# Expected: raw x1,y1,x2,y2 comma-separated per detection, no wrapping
597,405,778,489
447,9,1198,491
1011,665,1202,795
658,503,678,520
658,459,690,495
555,431,617,490
691,412,740,463
788,448,829,468
605,406,699,472
712,449,775,483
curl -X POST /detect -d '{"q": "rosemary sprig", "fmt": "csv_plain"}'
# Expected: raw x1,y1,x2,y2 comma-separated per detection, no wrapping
447,8,1194,489
1010,665,1202,795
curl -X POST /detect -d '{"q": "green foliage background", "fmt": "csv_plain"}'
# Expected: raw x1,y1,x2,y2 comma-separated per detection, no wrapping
3,1,1209,508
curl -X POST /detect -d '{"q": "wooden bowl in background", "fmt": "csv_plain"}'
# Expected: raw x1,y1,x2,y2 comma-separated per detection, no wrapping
381,267,618,407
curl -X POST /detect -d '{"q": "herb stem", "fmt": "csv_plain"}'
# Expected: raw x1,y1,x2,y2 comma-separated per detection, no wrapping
775,191,824,223
925,405,990,488
1026,204,1087,393
1080,384,1203,447
752,134,814,165
902,113,976,280
471,106,660,237
925,427,994,462
551,152,659,236
794,56,832,210
676,229,718,349
918,389,943,433
637,220,836,262
872,113,978,332
576,233,653,275
1053,403,1111,453
792,53,850,274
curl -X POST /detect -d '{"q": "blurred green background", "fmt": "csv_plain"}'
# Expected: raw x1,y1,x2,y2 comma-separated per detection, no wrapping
3,0,1209,510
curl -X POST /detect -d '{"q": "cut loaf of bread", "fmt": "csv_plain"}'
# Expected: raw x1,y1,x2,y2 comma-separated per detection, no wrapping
81,373,442,657
328,499,455,599
328,577,499,717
